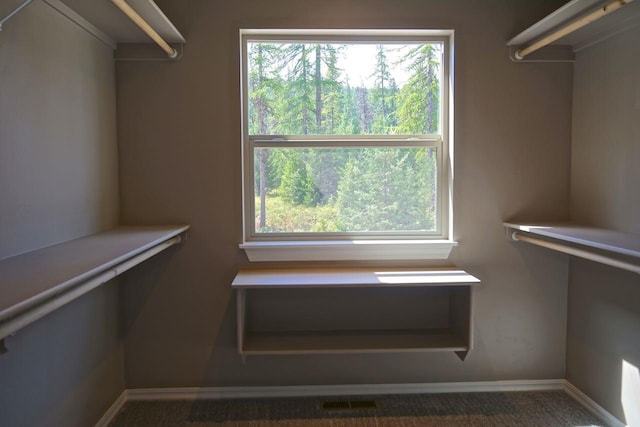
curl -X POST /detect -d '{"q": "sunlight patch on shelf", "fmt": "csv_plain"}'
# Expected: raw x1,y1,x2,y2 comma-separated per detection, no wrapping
518,225,552,232
374,270,478,284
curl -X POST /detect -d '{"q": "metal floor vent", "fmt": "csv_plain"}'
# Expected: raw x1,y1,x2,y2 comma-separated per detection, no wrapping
322,400,378,411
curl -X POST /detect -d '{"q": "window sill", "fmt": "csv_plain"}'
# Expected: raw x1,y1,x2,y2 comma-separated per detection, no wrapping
240,240,457,262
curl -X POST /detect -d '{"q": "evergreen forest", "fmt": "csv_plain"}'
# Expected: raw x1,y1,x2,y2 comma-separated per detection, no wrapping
247,41,442,233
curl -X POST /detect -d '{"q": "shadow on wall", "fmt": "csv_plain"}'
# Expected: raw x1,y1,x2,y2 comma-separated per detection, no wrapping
121,249,177,335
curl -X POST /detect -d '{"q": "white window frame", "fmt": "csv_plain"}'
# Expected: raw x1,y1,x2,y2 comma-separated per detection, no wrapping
240,29,456,262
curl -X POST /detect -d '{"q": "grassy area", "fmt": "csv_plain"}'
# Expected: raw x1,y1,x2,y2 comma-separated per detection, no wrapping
256,195,341,233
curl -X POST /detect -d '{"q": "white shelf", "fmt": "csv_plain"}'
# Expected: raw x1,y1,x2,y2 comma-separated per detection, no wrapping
1,0,184,53
0,225,189,342
504,222,640,258
232,268,480,289
507,0,640,57
55,0,185,44
234,268,479,360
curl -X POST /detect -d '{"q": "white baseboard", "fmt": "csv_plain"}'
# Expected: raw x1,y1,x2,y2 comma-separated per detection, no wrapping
564,381,626,427
102,379,626,427
123,379,564,401
94,390,127,427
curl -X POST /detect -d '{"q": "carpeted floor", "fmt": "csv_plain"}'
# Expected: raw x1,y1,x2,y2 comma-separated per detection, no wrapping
108,391,604,426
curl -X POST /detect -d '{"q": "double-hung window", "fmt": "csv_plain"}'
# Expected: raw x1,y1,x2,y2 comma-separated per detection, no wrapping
240,29,455,261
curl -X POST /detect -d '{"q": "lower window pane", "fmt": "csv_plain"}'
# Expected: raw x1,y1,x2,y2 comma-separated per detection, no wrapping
254,147,437,234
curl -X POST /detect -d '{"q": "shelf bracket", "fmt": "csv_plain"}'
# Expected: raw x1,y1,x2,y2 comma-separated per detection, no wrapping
0,338,7,355
0,0,35,32
455,350,468,361
0,0,117,49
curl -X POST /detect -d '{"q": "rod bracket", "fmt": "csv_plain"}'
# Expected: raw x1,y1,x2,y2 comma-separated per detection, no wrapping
0,0,35,32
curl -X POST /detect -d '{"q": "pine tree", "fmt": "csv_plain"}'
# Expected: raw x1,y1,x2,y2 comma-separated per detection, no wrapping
336,148,435,231
315,45,322,130
320,45,343,134
248,42,279,229
278,152,321,207
276,44,316,134
395,43,441,212
355,86,373,134
336,81,360,135
370,45,393,134
396,44,441,134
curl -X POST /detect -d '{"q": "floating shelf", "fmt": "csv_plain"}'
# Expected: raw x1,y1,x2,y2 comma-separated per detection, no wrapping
0,225,189,348
232,268,480,360
505,222,640,273
232,268,479,288
507,0,640,60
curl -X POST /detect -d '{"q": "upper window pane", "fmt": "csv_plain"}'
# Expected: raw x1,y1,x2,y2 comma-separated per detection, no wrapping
247,41,443,136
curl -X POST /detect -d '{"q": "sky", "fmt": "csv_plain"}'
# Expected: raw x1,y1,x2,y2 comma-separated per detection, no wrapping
338,44,411,87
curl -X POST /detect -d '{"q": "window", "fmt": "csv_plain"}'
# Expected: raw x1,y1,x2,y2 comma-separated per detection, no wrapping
240,30,455,261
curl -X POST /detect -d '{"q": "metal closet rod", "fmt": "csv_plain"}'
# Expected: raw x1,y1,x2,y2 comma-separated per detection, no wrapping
511,231,640,274
0,235,182,350
515,0,635,60
110,0,178,58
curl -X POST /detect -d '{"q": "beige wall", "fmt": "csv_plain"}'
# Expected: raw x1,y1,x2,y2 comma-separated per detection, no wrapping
117,0,573,388
0,2,123,426
567,25,640,424
0,2,119,258
570,27,640,234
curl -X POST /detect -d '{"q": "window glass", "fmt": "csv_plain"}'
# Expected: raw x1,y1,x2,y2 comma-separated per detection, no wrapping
242,33,449,242
254,147,437,233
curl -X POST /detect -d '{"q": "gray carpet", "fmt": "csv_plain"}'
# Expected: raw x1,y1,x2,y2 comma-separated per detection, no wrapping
108,391,604,426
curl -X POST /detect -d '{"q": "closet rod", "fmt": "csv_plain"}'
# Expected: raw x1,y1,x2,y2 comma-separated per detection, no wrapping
511,231,640,274
111,0,177,58
515,0,634,60
0,236,182,345
0,0,35,31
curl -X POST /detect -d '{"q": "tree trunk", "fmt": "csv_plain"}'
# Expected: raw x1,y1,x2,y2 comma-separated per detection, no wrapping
258,148,267,229
257,44,267,229
315,45,322,129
